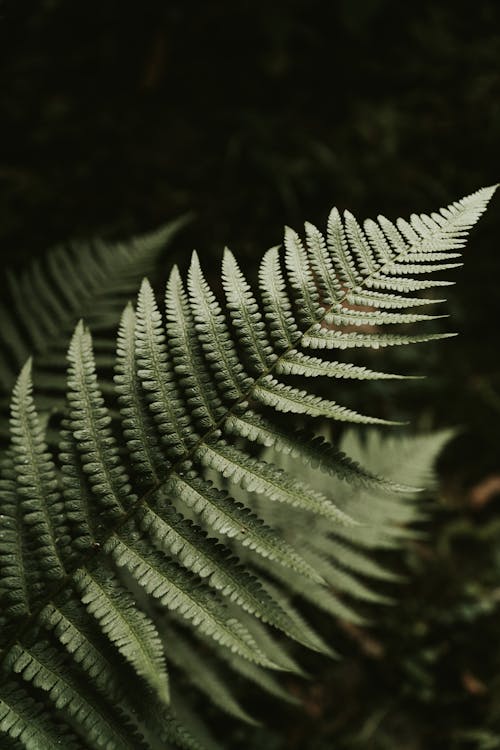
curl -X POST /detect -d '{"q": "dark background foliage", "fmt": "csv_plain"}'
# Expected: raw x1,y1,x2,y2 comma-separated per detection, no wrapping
1,1,500,747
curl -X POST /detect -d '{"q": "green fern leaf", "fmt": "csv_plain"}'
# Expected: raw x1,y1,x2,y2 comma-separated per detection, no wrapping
0,186,494,748
0,218,189,438
74,567,169,704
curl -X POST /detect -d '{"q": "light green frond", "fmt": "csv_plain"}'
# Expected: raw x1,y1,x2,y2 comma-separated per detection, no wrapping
195,438,355,524
0,454,30,619
188,253,251,399
300,545,393,605
213,647,298,704
284,226,323,324
114,304,164,482
0,681,81,750
364,275,454,292
74,567,170,704
8,361,66,593
107,533,279,669
322,307,446,326
327,207,362,287
135,279,192,459
253,375,399,425
0,186,494,748
345,289,446,309
224,410,416,491
5,642,144,750
136,501,302,640
39,601,129,700
165,266,224,428
259,246,301,349
260,579,334,657
276,350,407,380
168,472,323,582
58,426,97,554
304,221,343,304
320,537,402,583
67,323,134,517
302,326,455,350
0,217,189,434
222,248,274,372
261,557,366,626
344,210,379,277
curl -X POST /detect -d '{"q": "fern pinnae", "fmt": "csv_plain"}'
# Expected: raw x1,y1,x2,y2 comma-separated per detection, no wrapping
135,279,192,459
9,360,66,588
224,411,419,492
276,350,411,380
114,303,164,483
233,609,305,675
0,681,81,750
0,453,30,620
304,220,342,304
135,501,300,639
222,247,275,373
74,567,170,705
0,218,190,437
67,322,134,518
106,533,279,669
165,265,224,428
188,252,250,399
195,438,356,525
322,537,403,583
284,226,323,325
260,578,334,657
5,641,145,750
0,187,495,748
259,246,301,349
256,555,367,627
321,307,447,326
168,472,324,583
211,644,299,704
302,327,456,350
58,425,98,555
382,260,462,275
253,375,401,425
344,210,379,277
6,274,47,355
345,289,446,309
327,207,362,288
39,600,129,700
299,544,393,605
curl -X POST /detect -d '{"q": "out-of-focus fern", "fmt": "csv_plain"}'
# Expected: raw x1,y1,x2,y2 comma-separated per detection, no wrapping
0,186,494,748
0,216,190,438
248,429,452,624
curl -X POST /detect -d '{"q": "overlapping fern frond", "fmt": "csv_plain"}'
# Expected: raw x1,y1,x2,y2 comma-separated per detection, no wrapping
0,186,495,749
0,216,190,438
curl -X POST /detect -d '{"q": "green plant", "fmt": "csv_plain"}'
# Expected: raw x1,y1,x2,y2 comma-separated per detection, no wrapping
0,216,190,439
0,186,494,749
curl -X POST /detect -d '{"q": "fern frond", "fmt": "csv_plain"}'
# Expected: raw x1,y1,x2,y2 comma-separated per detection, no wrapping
0,681,81,750
74,567,170,704
5,642,145,750
168,472,323,581
0,186,494,748
106,533,279,669
0,218,189,438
